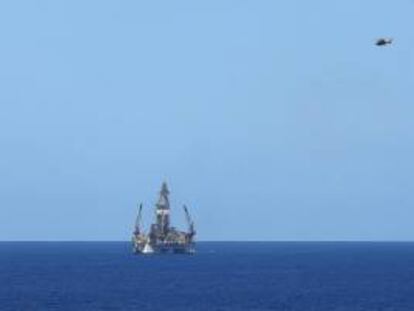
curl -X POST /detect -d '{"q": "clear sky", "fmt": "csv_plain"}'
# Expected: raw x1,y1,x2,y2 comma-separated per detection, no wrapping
1,0,413,241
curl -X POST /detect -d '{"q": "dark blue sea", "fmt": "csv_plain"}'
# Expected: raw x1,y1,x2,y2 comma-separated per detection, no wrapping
1,242,414,310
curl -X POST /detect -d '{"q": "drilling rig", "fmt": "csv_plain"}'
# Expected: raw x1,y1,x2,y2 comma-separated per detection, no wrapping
132,182,196,254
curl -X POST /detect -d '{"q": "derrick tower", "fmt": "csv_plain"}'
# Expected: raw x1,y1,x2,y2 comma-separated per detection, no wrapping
155,182,171,238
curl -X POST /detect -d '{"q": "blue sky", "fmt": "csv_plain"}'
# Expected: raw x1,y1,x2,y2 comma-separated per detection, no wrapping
1,0,414,241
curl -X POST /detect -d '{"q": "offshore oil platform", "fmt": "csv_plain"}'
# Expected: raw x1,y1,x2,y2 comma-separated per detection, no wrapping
132,182,196,254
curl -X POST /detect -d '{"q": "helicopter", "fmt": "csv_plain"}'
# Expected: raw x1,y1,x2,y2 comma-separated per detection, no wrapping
375,38,393,46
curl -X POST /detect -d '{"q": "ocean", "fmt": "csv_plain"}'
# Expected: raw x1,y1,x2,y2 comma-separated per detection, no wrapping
1,242,413,310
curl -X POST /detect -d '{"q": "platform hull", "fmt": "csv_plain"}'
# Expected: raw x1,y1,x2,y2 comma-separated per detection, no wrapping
133,241,195,255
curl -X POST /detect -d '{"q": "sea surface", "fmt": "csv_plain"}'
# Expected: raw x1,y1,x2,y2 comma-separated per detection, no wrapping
1,242,414,311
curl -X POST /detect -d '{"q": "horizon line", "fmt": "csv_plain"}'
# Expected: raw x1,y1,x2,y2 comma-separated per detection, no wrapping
1,240,414,243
